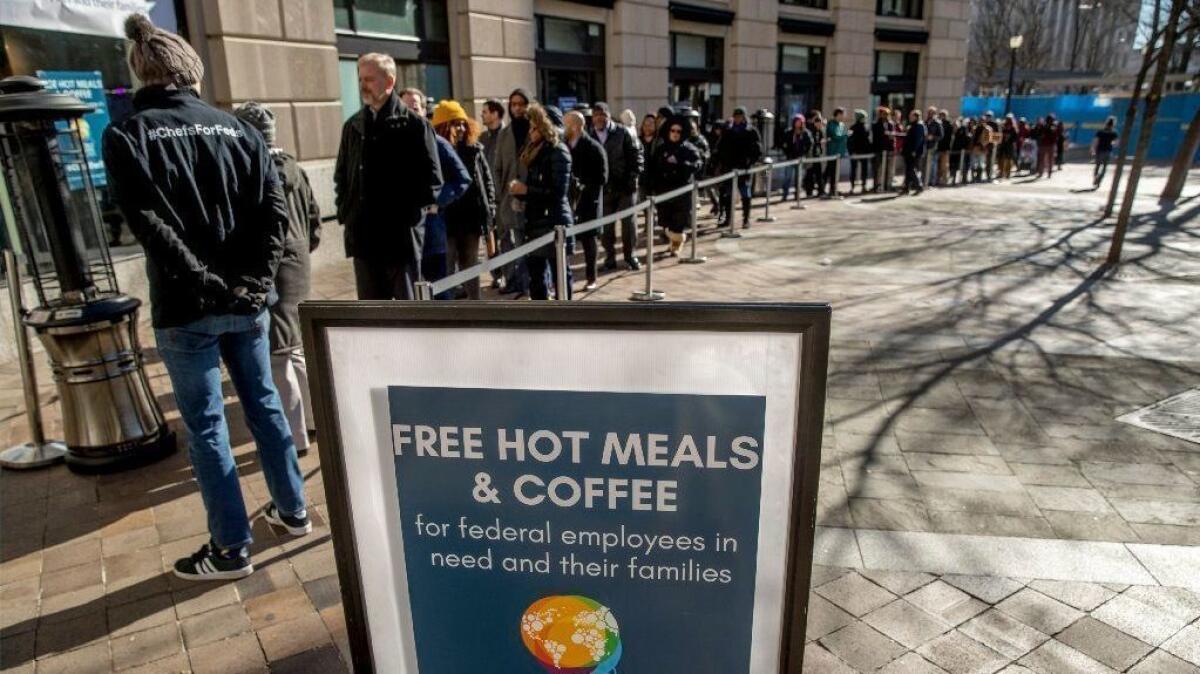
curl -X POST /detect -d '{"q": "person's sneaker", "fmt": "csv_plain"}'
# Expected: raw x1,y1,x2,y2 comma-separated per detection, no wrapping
583,281,598,291
264,503,312,537
174,541,253,581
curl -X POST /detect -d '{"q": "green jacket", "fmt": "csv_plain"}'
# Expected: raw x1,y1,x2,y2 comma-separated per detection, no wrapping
826,119,848,156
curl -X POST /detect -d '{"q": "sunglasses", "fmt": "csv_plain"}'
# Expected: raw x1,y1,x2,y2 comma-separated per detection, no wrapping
669,127,683,135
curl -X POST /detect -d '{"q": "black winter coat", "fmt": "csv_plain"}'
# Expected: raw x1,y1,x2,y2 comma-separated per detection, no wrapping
569,133,608,223
269,151,320,353
715,124,762,171
849,122,872,155
649,139,702,195
521,141,573,239
444,142,496,238
102,86,288,328
334,91,442,263
589,122,642,195
781,128,813,160
871,119,891,153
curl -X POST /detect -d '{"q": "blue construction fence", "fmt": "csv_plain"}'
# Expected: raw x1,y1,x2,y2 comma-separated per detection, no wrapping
962,93,1199,163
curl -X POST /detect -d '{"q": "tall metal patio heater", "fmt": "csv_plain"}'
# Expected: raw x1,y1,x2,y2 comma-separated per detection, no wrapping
0,76,175,473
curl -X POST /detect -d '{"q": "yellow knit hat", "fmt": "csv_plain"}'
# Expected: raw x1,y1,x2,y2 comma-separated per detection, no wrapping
432,100,468,127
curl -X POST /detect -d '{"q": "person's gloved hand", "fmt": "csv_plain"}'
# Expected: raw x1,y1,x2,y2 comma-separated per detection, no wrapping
228,286,267,315
198,272,230,312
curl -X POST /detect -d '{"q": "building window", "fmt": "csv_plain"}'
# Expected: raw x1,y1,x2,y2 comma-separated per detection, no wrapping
535,16,606,111
670,33,724,124
335,0,449,41
780,0,829,9
779,44,823,74
876,0,922,20
871,50,919,115
334,0,452,114
776,45,824,137
672,33,723,71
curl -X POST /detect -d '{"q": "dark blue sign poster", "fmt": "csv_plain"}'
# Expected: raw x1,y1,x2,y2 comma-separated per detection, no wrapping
36,70,110,190
388,386,767,674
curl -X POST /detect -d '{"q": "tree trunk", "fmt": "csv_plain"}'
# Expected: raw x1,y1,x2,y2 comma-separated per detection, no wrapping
1103,53,1154,217
1104,0,1163,217
1107,0,1186,265
1160,106,1200,204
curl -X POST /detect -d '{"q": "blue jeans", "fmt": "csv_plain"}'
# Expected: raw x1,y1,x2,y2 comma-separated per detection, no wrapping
156,310,306,551
780,165,797,201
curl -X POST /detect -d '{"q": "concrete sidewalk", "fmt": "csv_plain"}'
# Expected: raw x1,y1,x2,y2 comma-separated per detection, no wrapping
1,163,1198,673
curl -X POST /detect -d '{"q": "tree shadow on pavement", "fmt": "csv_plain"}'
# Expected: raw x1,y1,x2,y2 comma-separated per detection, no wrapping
819,187,1200,569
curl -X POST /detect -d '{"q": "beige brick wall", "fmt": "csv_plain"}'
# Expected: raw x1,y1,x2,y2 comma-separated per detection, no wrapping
728,0,779,114
611,0,671,115
188,0,340,162
451,0,538,115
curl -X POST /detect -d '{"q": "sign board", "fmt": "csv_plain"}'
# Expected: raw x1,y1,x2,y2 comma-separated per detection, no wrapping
36,70,109,190
1,0,155,38
301,302,831,674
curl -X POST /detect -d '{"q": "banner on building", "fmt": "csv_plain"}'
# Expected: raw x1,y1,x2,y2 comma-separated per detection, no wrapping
301,302,832,674
37,70,109,189
1,0,155,39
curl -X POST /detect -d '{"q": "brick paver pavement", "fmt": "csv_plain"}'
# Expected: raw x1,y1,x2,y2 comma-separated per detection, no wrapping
1,163,1197,672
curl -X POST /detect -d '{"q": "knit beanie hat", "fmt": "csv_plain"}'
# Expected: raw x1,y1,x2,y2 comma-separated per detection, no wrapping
854,109,867,122
431,100,469,128
124,14,203,88
233,101,277,146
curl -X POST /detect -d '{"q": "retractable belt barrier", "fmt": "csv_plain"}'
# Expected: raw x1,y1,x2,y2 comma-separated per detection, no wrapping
417,145,1014,301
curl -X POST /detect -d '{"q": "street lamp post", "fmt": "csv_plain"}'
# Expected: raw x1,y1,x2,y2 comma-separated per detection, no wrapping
1006,34,1024,116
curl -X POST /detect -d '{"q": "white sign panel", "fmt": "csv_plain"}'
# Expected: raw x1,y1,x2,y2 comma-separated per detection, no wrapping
1,0,156,38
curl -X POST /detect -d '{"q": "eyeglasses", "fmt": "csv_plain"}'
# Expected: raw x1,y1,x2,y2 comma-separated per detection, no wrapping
669,128,683,135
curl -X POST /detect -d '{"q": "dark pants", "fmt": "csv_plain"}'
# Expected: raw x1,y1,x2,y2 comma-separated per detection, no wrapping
1037,146,1056,177
602,190,638,265
903,153,923,192
421,251,449,300
353,257,418,300
447,232,481,300
851,158,870,190
579,233,598,283
823,159,839,195
873,153,888,191
526,240,573,300
497,224,529,294
720,175,753,225
1094,151,1111,185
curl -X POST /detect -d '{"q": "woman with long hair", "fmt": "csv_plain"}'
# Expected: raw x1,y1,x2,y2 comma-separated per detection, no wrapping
620,108,638,130
508,104,573,300
433,100,496,299
640,114,658,147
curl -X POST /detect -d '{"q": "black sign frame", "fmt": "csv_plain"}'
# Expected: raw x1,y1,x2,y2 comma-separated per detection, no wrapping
300,301,831,673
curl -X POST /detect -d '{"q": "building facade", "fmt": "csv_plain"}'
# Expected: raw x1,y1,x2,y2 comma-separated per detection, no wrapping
1,0,966,213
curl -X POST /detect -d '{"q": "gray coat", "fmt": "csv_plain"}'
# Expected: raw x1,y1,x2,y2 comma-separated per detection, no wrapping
269,150,320,354
492,124,526,234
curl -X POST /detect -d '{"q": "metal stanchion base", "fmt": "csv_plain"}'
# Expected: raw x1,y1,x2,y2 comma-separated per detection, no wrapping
720,230,743,239
757,216,777,222
791,202,807,210
629,290,665,302
679,256,707,264
0,441,68,470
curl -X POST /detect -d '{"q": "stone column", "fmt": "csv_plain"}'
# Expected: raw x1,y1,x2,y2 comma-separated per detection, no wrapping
185,0,342,210
610,0,670,115
727,0,778,113
825,0,875,115
449,0,537,115
924,0,968,115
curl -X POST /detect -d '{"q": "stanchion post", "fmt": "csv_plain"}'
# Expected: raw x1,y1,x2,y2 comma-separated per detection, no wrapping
758,164,776,222
0,249,66,470
833,155,842,198
793,162,807,209
414,281,435,301
553,225,569,300
721,172,743,238
681,181,707,264
630,204,664,301
883,152,893,192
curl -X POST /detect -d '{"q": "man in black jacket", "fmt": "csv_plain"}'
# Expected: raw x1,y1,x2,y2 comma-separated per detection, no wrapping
715,107,762,229
565,110,609,291
103,13,309,582
589,102,643,271
334,53,442,300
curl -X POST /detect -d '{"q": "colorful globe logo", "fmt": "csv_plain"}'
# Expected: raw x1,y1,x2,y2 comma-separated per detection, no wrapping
520,595,622,673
